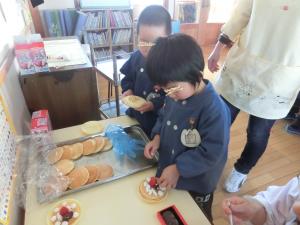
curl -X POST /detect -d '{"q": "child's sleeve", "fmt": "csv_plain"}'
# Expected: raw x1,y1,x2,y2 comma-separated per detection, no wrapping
149,89,166,113
221,0,253,41
250,176,300,225
150,102,166,138
175,104,230,178
120,55,136,93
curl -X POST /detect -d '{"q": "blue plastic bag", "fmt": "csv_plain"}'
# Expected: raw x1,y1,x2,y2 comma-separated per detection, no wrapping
105,125,144,159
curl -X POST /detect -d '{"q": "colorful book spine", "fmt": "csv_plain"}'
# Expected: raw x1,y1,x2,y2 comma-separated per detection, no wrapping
63,9,78,36
59,10,67,36
74,11,88,39
43,10,63,37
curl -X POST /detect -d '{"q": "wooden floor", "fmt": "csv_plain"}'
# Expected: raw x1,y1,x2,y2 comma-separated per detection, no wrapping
97,46,300,225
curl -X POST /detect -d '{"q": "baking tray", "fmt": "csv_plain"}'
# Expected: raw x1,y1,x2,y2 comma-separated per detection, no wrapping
37,125,157,203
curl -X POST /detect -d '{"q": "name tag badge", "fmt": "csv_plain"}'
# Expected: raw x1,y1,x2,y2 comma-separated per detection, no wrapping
181,129,201,147
181,117,201,147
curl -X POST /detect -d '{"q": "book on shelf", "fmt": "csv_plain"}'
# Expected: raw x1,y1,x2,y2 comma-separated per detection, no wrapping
43,9,87,38
94,48,110,61
82,8,134,63
113,49,131,58
112,29,131,44
110,10,132,28
43,10,64,37
85,11,109,30
84,31,108,46
63,9,78,36
59,10,67,36
74,11,88,39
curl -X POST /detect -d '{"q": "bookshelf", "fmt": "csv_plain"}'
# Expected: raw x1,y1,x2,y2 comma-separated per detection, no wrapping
82,8,134,63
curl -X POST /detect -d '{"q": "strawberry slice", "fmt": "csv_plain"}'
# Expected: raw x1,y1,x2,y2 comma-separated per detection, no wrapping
59,206,69,217
149,177,157,188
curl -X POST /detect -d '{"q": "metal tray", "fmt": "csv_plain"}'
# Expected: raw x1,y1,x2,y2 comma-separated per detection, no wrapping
37,125,157,203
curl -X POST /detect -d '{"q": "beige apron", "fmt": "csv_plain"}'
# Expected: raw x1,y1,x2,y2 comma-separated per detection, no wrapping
216,0,300,119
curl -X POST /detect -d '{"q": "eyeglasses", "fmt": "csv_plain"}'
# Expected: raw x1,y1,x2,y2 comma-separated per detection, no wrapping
137,41,155,48
164,85,183,96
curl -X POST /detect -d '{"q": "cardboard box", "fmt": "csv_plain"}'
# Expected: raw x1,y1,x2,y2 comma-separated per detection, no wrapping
14,34,49,75
157,205,188,225
30,41,49,73
15,43,35,75
31,110,52,134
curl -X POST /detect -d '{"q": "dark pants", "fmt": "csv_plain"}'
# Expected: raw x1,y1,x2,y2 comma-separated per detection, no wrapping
222,97,276,174
189,191,214,224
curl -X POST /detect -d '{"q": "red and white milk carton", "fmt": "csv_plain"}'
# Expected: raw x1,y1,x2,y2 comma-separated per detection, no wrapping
31,110,52,134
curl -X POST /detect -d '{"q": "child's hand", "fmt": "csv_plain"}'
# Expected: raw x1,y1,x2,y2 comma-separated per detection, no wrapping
292,202,300,221
122,89,133,97
222,196,265,225
135,102,154,113
144,135,160,159
158,164,179,190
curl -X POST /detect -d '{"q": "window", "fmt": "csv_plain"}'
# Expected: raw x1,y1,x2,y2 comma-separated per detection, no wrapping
173,0,200,24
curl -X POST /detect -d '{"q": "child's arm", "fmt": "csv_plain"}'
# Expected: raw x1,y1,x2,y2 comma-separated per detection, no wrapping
250,176,300,225
223,196,266,225
223,177,300,225
150,101,166,138
158,164,179,190
144,134,160,159
144,103,166,157
136,89,166,113
120,54,137,94
149,89,166,113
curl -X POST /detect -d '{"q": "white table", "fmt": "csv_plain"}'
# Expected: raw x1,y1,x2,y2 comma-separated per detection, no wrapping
24,116,211,225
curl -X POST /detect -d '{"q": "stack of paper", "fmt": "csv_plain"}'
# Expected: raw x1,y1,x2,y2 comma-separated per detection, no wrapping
44,38,87,68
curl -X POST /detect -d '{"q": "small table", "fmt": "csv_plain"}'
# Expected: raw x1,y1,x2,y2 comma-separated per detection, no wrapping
20,37,100,129
95,58,127,118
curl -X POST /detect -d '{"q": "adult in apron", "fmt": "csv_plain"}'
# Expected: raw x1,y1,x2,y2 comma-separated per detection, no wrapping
208,0,300,192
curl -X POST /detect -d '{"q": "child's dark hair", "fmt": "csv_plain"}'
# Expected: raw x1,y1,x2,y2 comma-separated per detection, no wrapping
146,33,205,86
137,5,171,35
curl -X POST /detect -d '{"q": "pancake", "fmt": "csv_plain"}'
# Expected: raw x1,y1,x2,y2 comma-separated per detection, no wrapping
80,121,104,135
82,139,96,156
85,165,99,184
41,175,69,197
138,177,167,203
94,137,106,153
54,159,75,176
102,138,113,152
47,147,64,164
47,199,81,225
96,164,114,180
70,143,83,160
60,145,73,160
121,95,147,109
68,167,90,190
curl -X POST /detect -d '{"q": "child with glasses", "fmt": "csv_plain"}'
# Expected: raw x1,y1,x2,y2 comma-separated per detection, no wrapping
120,5,171,136
144,33,231,223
